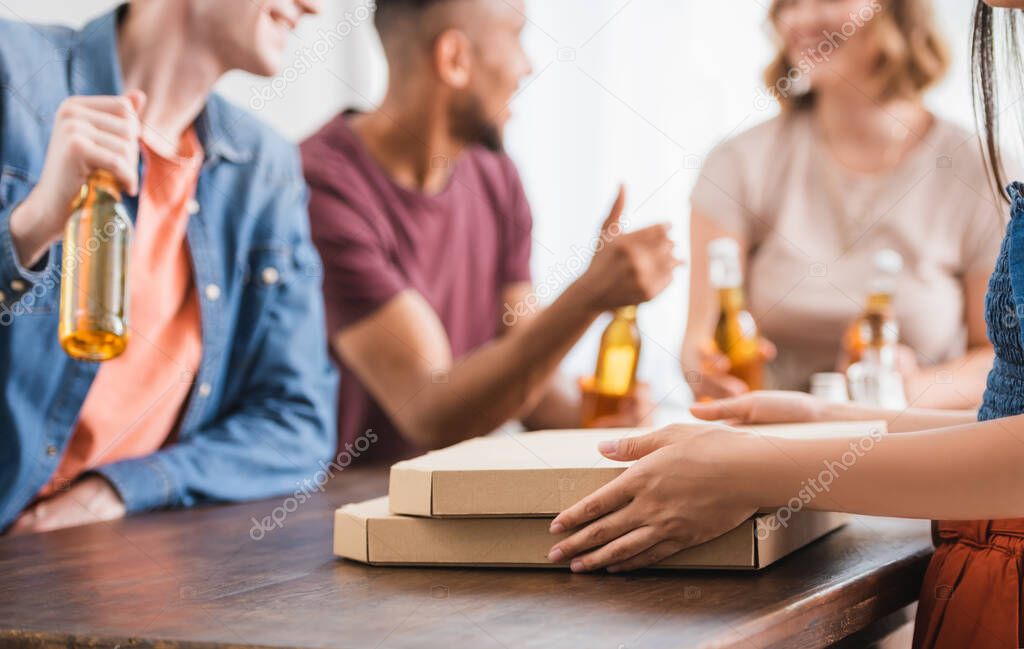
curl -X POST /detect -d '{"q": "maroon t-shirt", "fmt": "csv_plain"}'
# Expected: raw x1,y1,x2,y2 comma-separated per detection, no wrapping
301,111,533,464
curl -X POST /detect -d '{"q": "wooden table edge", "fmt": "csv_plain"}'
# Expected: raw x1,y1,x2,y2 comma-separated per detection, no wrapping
704,545,933,648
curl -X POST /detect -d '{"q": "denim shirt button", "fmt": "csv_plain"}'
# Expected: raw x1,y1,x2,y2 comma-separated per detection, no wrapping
204,284,221,302
261,266,280,285
186,198,200,215
197,382,212,398
45,444,57,457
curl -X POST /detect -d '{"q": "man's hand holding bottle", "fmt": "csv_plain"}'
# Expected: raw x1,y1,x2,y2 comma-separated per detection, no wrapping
9,91,145,268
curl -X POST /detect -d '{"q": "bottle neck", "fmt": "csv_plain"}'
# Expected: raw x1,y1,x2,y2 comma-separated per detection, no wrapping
613,305,638,321
709,263,742,290
865,291,893,315
718,286,746,312
88,170,123,201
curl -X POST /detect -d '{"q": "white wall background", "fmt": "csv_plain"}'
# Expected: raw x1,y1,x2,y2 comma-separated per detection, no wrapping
0,0,980,412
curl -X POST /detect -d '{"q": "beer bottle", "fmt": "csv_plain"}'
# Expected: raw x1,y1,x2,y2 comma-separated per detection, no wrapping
708,237,763,390
843,249,903,368
844,249,906,408
58,170,133,361
582,306,641,427
594,306,641,396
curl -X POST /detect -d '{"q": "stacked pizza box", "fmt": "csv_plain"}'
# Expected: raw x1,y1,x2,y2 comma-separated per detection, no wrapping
333,423,882,570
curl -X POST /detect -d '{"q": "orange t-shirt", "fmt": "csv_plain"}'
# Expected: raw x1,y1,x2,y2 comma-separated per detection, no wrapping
40,128,204,495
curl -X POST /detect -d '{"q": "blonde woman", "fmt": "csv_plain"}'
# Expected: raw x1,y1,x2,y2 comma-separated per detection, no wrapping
682,0,1002,409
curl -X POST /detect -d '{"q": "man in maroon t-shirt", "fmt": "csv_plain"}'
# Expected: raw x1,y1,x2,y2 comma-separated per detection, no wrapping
302,0,680,463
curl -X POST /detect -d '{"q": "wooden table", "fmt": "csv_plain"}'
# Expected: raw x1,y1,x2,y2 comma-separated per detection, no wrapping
0,466,932,649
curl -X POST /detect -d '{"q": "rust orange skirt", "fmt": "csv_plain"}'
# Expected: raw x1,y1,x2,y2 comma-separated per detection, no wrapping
913,519,1024,648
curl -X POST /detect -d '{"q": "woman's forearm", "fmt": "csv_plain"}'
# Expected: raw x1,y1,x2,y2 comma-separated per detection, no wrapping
824,400,977,433
904,345,994,410
732,414,1024,519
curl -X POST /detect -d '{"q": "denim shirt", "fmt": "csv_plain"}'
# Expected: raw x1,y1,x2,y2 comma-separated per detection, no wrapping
979,182,1024,422
0,9,338,528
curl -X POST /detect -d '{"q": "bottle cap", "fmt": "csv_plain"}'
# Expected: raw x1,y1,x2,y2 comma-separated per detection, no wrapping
708,237,742,289
874,249,903,275
86,170,123,201
708,237,740,262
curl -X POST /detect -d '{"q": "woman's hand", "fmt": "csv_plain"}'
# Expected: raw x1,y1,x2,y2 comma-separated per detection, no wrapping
9,91,145,268
689,390,828,425
687,339,776,401
546,424,757,572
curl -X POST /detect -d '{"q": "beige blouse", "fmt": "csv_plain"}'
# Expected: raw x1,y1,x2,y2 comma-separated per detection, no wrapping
690,111,1005,391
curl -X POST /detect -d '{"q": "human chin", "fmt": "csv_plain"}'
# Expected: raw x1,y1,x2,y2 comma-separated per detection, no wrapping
243,31,288,77
232,47,282,77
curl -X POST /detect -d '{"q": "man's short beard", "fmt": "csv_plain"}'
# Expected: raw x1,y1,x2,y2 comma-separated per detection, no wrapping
449,93,504,153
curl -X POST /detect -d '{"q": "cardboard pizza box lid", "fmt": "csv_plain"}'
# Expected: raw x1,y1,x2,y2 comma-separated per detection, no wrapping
388,422,886,517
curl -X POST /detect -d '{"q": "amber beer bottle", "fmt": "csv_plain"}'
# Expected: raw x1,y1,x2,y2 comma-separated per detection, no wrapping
843,249,906,408
842,249,903,367
582,306,641,427
58,170,133,361
708,237,763,390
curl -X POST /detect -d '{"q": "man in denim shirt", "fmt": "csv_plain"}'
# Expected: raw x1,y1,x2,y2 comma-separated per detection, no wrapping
0,0,336,533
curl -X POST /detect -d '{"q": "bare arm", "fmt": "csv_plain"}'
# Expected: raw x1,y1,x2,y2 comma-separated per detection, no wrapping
546,413,1024,572
742,416,1024,519
502,282,584,431
689,390,978,433
520,373,586,431
903,271,993,409
335,195,680,449
335,284,596,448
827,401,978,432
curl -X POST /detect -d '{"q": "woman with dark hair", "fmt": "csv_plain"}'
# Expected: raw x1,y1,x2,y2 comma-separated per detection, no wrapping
547,5,1024,645
682,0,1003,409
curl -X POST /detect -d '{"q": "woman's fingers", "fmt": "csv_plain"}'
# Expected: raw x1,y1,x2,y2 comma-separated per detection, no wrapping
598,428,678,461
567,525,661,572
548,503,642,564
699,342,729,371
549,474,634,535
690,395,750,422
691,391,824,425
607,539,688,573
693,345,752,399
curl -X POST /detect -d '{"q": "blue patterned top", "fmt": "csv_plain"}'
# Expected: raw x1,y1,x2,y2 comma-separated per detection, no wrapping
979,183,1024,421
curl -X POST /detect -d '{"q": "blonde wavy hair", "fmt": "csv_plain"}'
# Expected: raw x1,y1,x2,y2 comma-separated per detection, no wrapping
764,0,950,111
